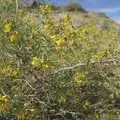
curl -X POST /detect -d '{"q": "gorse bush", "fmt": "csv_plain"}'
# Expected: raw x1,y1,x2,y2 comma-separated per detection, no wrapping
0,1,120,120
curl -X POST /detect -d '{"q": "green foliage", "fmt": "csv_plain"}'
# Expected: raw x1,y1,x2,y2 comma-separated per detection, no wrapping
0,1,120,120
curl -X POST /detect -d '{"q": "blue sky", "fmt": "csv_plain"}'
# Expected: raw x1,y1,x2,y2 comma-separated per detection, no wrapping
24,0,120,23
52,0,120,23
78,0,120,23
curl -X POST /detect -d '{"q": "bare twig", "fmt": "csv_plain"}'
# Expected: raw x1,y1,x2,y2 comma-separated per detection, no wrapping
52,59,120,74
24,79,36,91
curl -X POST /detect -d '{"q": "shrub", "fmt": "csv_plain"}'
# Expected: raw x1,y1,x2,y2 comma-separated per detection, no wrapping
0,1,120,120
64,2,87,12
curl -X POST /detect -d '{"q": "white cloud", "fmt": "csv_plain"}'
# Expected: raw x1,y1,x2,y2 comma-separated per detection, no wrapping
91,7,120,13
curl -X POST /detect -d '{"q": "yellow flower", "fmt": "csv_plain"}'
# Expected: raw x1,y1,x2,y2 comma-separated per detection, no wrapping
64,14,71,25
0,95,10,113
4,22,12,33
0,95,8,102
44,64,49,69
56,39,63,46
10,31,19,42
74,72,86,86
43,64,50,72
32,57,41,66
59,96,66,104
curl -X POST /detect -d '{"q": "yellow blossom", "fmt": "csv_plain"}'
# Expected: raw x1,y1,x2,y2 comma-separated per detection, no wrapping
74,72,87,86
32,57,41,66
0,95,11,113
10,31,19,42
4,22,12,33
56,39,63,46
64,14,71,25
59,96,66,104
44,64,49,69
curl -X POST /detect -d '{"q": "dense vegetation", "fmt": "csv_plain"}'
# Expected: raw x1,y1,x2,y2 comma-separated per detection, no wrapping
0,0,120,119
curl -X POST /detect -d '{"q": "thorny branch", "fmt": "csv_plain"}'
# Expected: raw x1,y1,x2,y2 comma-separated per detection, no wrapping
52,59,120,74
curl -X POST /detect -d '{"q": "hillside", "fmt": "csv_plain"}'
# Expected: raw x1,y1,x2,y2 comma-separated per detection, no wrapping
0,1,120,120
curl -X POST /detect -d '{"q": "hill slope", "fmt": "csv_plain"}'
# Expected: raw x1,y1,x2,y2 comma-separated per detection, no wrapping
0,2,120,119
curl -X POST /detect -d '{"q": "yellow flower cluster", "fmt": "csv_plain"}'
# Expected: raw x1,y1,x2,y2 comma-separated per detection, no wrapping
4,22,19,42
40,4,53,14
0,96,9,103
55,39,64,47
0,64,19,78
64,14,71,25
58,96,66,104
74,72,87,86
31,57,42,66
31,57,49,70
0,95,11,113
10,31,19,42
4,22,12,33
